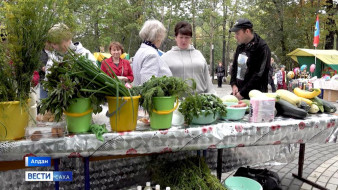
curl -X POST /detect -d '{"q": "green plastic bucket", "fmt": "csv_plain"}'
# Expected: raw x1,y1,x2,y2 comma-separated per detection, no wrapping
224,176,262,190
150,96,177,130
65,98,92,133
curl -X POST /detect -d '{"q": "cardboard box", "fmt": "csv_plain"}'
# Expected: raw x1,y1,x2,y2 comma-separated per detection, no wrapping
323,89,338,102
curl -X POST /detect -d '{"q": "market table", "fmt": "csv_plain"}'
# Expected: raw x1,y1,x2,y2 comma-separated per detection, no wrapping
0,113,337,189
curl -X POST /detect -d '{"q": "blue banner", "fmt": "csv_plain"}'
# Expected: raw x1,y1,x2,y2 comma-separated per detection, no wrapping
25,157,51,167
53,171,73,181
25,171,73,181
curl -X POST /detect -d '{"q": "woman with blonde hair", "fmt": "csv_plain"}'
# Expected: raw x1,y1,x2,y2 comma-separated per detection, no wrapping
45,23,96,75
132,19,172,86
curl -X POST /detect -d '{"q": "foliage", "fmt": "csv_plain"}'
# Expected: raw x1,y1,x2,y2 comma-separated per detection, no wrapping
245,0,336,69
75,0,336,71
69,53,137,97
0,43,16,102
39,50,140,122
39,54,106,121
0,0,74,102
150,156,226,190
2,0,335,96
139,76,195,116
179,94,227,125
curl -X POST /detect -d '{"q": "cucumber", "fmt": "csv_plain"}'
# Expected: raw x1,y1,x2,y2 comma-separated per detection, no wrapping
321,99,337,113
275,99,308,119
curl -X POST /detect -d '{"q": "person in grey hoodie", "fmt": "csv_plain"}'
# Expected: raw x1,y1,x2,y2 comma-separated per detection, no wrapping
161,21,215,94
132,19,172,86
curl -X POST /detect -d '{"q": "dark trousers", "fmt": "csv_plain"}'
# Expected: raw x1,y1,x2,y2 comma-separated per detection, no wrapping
217,76,223,87
269,78,276,92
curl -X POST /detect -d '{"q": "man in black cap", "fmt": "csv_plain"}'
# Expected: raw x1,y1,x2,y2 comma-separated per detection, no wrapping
229,18,271,99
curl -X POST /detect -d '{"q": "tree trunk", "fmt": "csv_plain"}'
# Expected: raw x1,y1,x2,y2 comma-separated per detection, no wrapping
324,0,337,49
163,1,173,51
273,0,288,68
210,1,215,80
222,0,227,76
226,21,233,75
192,0,197,48
94,13,100,52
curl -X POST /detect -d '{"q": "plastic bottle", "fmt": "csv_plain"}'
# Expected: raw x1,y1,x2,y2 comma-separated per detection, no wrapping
165,187,170,190
137,186,142,190
143,182,152,190
155,184,160,190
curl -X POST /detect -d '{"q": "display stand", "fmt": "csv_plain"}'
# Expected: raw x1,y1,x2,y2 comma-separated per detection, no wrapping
292,143,328,190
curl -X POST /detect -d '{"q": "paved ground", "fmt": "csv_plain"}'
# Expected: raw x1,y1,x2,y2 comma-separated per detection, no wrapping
212,82,338,190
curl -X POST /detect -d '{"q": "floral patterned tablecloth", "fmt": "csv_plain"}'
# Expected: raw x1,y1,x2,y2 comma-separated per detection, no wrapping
0,114,337,161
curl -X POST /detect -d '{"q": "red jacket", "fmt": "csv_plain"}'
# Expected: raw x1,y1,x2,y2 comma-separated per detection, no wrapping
101,57,134,82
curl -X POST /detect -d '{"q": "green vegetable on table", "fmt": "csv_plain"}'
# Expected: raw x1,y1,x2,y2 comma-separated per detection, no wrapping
139,76,195,116
275,99,307,119
179,94,227,125
90,124,108,141
321,99,337,113
310,97,324,113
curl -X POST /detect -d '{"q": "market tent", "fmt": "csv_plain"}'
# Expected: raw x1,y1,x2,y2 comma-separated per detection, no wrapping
287,48,338,77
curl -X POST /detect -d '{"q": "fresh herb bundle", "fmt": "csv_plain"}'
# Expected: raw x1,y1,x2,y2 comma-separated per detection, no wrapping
40,52,141,121
139,76,195,115
1,0,71,102
69,54,135,97
39,54,106,121
0,43,16,102
150,156,226,190
179,94,227,125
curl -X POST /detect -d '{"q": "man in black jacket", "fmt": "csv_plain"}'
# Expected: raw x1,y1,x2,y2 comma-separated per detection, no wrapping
216,62,225,88
229,18,271,99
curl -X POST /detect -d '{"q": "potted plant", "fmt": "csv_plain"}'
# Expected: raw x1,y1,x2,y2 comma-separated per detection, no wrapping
39,53,107,133
40,52,141,133
179,94,227,125
139,76,195,130
71,54,142,132
0,0,62,140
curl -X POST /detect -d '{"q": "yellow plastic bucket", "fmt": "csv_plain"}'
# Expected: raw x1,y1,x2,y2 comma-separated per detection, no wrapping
106,96,140,132
0,101,29,140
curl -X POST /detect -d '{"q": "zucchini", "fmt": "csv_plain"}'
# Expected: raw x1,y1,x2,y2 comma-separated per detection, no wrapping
298,101,311,112
276,89,301,106
321,99,337,113
309,104,319,114
299,97,313,106
294,87,321,99
275,99,308,119
311,97,324,113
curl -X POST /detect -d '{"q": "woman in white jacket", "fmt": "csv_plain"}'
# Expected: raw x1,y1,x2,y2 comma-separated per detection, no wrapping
161,21,215,94
132,19,172,86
